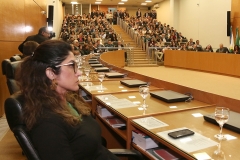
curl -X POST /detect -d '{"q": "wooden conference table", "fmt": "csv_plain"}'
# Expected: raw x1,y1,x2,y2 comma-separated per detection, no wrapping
78,55,239,160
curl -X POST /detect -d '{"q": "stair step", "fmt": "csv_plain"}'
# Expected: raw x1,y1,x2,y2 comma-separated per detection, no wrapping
127,64,158,67
112,25,160,67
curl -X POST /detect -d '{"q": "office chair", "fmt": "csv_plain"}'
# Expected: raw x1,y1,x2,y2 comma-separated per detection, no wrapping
1,59,11,75
5,61,21,95
4,93,144,160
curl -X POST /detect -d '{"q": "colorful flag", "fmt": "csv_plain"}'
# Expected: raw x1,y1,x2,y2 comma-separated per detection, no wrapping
236,27,240,46
229,26,234,52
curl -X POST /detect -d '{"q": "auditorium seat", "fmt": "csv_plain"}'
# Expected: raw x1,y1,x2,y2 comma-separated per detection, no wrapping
1,59,11,75
5,61,21,95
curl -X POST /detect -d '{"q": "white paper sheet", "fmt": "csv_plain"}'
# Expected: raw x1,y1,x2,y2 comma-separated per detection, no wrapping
96,94,118,102
84,85,107,91
106,98,138,109
133,117,169,130
157,127,218,153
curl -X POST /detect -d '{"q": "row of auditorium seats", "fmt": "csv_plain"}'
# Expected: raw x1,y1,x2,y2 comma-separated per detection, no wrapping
2,55,22,95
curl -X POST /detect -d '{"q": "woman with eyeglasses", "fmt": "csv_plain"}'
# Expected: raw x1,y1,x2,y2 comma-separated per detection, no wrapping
16,40,119,160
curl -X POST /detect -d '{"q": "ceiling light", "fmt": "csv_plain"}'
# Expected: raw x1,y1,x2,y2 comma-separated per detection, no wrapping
141,3,147,5
121,0,128,1
95,2,101,4
71,2,78,4
145,0,152,2
118,2,124,4
96,0,102,1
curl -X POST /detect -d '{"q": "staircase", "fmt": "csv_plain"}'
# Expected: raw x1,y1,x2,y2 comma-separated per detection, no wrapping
112,25,158,67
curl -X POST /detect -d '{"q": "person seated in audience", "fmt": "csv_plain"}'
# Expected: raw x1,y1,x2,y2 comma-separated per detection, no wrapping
18,26,50,53
22,41,39,57
148,38,156,47
155,39,165,48
96,39,105,52
109,33,118,42
191,44,202,52
233,45,240,54
115,40,124,50
188,38,195,46
72,40,80,55
160,34,167,42
204,44,214,52
105,40,114,51
195,40,203,51
216,43,229,53
67,36,75,44
16,40,119,160
178,44,188,51
82,44,91,55
77,32,85,42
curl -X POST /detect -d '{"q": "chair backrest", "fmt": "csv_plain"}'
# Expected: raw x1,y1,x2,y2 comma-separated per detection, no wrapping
5,61,21,95
1,59,11,75
5,93,143,160
5,61,21,79
4,93,41,160
10,55,22,62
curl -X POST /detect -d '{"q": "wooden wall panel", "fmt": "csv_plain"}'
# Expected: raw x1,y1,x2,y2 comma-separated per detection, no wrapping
164,50,240,77
0,0,47,117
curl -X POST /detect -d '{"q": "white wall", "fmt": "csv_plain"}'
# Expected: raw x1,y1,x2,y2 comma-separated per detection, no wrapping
47,0,64,39
155,0,171,25
155,0,231,50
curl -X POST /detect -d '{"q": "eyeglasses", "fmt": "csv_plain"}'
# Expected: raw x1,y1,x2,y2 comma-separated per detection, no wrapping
55,61,78,73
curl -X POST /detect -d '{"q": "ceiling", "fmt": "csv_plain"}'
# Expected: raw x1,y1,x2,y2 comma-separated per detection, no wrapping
61,0,164,7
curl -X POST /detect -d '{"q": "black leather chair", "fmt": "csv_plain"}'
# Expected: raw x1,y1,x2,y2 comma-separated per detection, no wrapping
4,93,144,160
1,59,11,75
5,61,21,95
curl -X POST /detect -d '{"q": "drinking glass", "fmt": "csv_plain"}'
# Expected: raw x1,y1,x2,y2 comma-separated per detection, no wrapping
98,72,105,92
138,85,149,110
212,139,226,160
214,107,230,140
84,68,90,81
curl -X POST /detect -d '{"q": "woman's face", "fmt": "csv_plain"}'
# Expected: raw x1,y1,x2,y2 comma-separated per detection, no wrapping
54,52,81,95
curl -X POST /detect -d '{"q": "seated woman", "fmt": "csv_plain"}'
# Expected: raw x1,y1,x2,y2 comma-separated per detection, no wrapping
16,40,119,160
22,41,39,57
204,44,213,52
233,45,240,54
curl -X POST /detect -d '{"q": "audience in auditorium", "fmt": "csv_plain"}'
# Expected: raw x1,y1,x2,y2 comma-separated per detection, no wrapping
58,9,240,57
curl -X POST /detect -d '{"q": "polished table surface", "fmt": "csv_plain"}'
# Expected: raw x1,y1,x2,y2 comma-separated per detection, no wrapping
79,80,160,96
95,91,214,119
131,106,240,159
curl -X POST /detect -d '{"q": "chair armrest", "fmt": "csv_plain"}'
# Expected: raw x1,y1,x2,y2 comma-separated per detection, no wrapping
109,149,144,160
